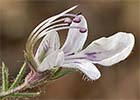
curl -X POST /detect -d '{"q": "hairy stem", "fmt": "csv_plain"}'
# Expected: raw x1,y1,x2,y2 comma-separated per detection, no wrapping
0,82,27,98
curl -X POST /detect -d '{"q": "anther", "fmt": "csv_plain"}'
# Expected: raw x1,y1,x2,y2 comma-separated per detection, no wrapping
73,16,81,23
64,18,72,24
79,28,87,33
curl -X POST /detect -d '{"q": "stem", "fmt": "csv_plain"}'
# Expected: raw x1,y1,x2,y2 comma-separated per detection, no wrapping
0,83,27,98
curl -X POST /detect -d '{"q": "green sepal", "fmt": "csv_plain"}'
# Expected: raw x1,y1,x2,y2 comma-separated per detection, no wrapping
50,68,76,80
2,62,9,92
9,62,26,89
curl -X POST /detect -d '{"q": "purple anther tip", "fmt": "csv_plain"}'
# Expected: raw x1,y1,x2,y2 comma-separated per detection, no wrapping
79,28,87,33
64,18,72,24
73,16,81,23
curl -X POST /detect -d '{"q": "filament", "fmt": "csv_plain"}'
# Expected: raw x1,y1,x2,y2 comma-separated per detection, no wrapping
36,25,87,41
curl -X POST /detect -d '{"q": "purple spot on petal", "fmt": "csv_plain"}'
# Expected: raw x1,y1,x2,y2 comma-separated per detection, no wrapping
86,52,97,58
86,52,101,61
73,61,81,64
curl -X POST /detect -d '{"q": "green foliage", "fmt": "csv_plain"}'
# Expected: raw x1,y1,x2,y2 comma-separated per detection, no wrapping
2,62,9,92
0,62,41,99
9,62,26,89
0,63,76,99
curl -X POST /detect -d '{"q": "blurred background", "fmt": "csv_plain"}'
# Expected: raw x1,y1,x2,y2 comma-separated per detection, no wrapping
0,0,140,100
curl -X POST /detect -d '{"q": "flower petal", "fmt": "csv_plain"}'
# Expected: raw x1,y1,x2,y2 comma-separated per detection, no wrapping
62,60,101,80
37,50,64,72
61,15,88,55
35,31,60,63
66,32,135,66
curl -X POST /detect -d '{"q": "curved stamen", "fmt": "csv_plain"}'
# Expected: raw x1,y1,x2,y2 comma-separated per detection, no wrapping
36,26,87,41
31,15,80,42
27,15,82,52
27,17,52,43
28,14,77,42
31,14,76,37
29,15,75,43
37,17,72,33
50,18,66,25
32,23,69,43
63,13,77,17
27,5,78,43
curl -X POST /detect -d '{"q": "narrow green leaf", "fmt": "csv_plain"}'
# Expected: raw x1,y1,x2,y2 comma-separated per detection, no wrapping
9,62,26,89
12,92,40,97
2,62,9,92
51,68,76,80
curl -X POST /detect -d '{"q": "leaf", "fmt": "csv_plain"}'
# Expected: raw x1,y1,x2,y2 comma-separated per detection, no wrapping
12,92,40,97
50,68,76,80
2,62,9,92
9,62,26,89
52,67,62,76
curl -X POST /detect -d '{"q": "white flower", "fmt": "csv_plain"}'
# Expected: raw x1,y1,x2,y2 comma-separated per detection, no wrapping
26,5,135,80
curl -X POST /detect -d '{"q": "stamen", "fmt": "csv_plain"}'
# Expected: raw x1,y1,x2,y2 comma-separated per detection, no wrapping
28,17,53,41
34,14,76,34
33,23,69,40
50,18,65,25
41,23,69,33
33,14,77,33
30,15,76,42
28,6,78,42
36,26,87,40
32,23,68,38
64,18,72,24
63,13,77,17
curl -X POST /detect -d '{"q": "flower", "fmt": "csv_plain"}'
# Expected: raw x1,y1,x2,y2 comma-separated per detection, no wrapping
26,5,135,81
